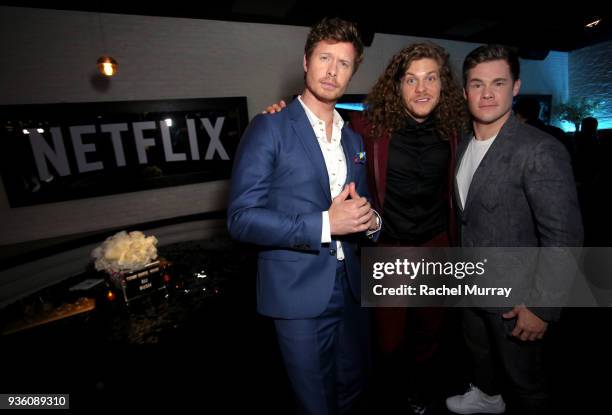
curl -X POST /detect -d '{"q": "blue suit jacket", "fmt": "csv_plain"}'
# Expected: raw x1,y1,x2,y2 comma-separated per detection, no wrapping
228,99,372,319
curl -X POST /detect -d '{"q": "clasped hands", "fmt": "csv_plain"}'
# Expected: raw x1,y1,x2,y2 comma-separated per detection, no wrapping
329,182,377,235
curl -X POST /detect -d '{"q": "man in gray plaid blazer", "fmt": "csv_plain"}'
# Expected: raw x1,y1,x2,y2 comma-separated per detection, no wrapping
447,45,583,415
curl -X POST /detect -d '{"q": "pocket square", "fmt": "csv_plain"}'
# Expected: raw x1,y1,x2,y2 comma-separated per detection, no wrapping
353,151,366,164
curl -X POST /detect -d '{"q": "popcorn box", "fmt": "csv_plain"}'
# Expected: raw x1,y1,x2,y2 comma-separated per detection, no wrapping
107,258,171,304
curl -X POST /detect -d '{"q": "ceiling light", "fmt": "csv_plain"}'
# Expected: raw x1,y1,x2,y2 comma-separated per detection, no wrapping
586,18,601,28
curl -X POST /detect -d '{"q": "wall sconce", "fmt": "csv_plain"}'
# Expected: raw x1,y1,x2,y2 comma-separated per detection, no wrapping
97,55,118,77
96,10,117,77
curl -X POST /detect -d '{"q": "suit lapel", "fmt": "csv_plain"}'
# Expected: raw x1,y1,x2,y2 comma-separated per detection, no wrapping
462,116,517,212
288,100,332,204
342,129,355,185
454,131,471,212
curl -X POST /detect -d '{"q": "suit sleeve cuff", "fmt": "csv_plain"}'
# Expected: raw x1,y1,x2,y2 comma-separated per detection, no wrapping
366,209,382,237
321,211,332,243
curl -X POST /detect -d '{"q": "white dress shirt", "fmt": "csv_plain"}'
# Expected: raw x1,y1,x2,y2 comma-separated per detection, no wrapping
298,96,348,260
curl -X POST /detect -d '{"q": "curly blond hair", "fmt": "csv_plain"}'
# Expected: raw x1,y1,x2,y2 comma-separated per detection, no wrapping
364,42,468,138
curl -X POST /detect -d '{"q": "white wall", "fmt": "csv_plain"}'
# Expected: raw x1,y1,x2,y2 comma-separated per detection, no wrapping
520,52,569,105
0,6,569,245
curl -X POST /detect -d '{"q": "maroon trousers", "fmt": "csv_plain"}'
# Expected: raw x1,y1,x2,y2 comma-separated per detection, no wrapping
374,231,449,362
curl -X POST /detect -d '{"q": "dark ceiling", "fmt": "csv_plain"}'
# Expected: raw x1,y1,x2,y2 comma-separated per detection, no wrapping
2,1,610,53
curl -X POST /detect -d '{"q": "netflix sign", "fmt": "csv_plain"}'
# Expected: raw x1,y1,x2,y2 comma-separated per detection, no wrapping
0,97,248,207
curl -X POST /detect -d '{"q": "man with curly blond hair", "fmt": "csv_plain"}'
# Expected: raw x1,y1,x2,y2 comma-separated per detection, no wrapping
350,42,469,413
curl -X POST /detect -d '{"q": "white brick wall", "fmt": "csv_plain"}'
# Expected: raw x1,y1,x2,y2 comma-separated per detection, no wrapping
0,6,571,245
0,178,229,244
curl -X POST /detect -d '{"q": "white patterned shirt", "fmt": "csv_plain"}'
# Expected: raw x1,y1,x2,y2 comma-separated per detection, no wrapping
298,96,347,260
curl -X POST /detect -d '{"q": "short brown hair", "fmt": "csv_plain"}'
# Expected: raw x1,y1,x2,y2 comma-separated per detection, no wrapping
463,44,520,86
304,17,364,73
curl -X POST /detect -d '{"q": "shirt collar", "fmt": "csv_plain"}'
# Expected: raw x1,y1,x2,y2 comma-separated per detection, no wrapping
472,133,498,143
298,95,344,131
405,114,435,128
396,114,436,137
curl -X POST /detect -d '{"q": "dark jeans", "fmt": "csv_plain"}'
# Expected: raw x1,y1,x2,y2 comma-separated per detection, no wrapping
463,307,549,415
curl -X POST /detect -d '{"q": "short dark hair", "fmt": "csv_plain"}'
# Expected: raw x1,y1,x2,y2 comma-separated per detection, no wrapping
304,17,364,73
463,44,520,86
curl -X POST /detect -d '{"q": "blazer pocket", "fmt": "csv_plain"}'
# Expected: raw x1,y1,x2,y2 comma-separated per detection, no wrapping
501,314,516,337
478,185,500,212
479,197,499,212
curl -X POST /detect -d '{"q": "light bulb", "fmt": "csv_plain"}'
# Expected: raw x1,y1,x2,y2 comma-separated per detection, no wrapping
97,55,118,77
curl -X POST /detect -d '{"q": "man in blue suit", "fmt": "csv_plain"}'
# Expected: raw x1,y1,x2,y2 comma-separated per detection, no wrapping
228,17,380,415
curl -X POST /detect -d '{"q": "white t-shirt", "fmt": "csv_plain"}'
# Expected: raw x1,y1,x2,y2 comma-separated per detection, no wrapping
456,134,497,209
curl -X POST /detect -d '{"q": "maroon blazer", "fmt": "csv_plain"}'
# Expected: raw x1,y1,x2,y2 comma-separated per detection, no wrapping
349,112,459,244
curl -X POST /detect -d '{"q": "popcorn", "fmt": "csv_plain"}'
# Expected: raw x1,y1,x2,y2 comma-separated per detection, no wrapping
91,231,158,273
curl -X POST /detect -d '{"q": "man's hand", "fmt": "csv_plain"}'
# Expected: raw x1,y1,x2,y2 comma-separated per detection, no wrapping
366,213,379,232
329,182,374,235
262,100,287,114
503,305,548,341
349,183,379,232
